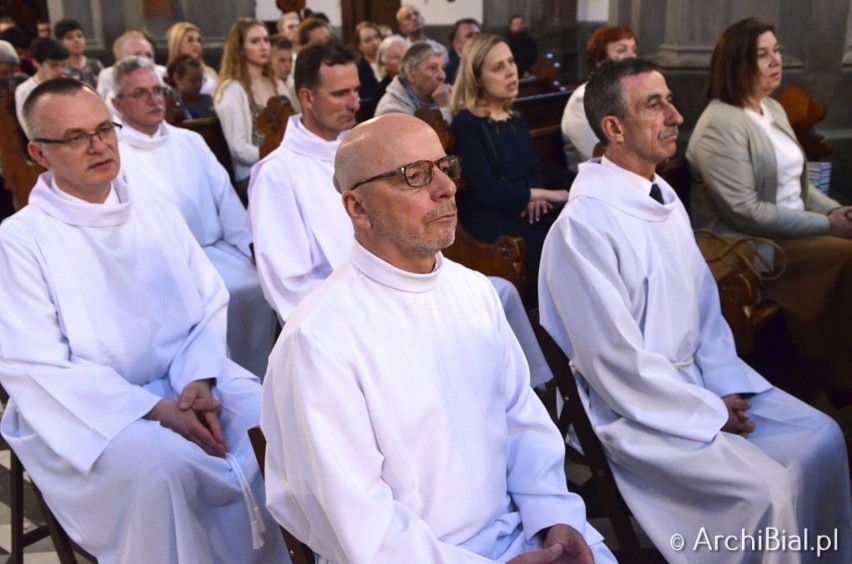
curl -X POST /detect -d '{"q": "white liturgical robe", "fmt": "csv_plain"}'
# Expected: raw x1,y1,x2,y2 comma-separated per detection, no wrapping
262,242,614,563
119,122,276,378
248,115,552,386
0,174,288,563
539,159,851,564
248,114,352,323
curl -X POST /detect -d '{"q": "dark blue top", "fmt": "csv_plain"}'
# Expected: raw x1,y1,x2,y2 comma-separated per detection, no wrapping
451,109,551,272
357,57,380,120
446,52,461,84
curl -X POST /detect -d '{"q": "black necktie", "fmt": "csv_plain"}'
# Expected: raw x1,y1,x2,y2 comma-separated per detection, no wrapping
649,183,664,204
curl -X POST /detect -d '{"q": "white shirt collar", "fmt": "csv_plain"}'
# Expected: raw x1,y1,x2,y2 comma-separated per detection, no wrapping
601,155,659,193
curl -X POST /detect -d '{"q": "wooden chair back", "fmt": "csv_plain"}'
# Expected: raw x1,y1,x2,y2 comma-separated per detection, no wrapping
162,87,186,126
777,84,833,161
247,427,316,564
0,84,45,209
528,309,643,562
414,106,455,153
258,96,296,160
0,387,94,564
530,52,562,86
515,89,573,176
176,117,236,184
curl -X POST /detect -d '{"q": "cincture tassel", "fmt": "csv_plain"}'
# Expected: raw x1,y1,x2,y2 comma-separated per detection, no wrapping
226,453,267,549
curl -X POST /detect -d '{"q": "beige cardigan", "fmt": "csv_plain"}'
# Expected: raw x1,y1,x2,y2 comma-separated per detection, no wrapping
686,97,837,240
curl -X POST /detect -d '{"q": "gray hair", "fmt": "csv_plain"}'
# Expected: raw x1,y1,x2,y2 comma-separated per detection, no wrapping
112,56,158,97
0,39,18,65
376,35,406,66
400,41,445,76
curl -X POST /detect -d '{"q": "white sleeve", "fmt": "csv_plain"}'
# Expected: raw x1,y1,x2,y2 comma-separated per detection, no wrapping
560,84,598,163
248,165,330,321
215,81,260,168
193,133,252,257
491,284,599,544
162,206,235,393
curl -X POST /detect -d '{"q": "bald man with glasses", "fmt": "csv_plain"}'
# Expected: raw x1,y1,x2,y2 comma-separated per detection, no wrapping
261,113,615,564
0,77,287,562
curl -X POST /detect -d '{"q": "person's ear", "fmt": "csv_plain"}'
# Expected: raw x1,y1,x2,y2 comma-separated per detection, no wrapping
298,87,312,111
342,190,371,229
27,140,50,169
601,116,624,144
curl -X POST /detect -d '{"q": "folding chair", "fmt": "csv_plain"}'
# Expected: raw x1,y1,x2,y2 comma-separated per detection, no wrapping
1,386,93,564
247,426,315,564
529,309,644,562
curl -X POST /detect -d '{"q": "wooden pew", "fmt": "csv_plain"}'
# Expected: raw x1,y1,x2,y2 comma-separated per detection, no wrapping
515,89,574,181
258,96,296,160
777,84,833,161
413,106,529,301
0,84,45,209
163,88,235,185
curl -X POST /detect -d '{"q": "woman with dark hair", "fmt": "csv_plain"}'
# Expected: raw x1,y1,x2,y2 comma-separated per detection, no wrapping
451,33,568,274
166,54,215,119
687,17,852,403
560,25,637,164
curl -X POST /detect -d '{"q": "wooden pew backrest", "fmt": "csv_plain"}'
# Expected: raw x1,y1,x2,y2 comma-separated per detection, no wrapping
258,96,296,160
0,84,44,209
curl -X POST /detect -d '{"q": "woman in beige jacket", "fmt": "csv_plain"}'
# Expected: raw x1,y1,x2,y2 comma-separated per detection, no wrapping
687,17,852,405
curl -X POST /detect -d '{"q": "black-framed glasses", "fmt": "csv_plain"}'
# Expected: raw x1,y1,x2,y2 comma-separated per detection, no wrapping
349,155,461,191
116,86,167,101
32,122,122,149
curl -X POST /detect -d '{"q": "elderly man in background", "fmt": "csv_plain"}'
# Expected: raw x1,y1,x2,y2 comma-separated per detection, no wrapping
0,77,287,563
395,3,447,57
375,41,451,124
97,30,166,112
0,39,25,88
262,113,615,563
113,57,276,378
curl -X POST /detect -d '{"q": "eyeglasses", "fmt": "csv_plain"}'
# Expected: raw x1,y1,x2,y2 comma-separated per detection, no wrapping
349,156,461,191
116,86,167,100
32,122,122,149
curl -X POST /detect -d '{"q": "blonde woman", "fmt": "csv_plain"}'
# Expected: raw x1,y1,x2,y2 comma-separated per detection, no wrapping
214,18,286,194
451,33,568,273
166,22,218,95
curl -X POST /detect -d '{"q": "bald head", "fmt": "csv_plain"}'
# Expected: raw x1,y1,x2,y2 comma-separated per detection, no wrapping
334,114,441,193
335,113,457,274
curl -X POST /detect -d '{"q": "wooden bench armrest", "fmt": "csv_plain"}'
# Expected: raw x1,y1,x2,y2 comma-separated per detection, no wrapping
717,270,779,355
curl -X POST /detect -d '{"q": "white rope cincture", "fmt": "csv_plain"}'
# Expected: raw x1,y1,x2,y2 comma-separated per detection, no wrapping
226,453,266,549
671,356,694,369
